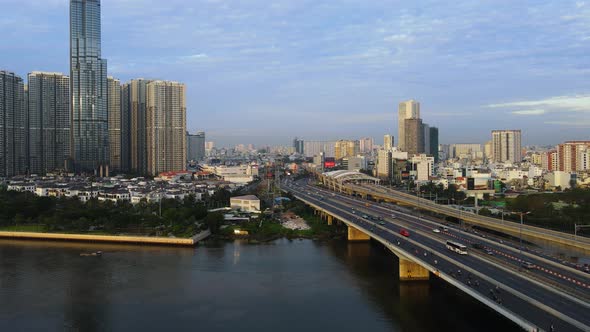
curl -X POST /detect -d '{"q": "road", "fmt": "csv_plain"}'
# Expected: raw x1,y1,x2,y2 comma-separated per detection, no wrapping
284,178,590,332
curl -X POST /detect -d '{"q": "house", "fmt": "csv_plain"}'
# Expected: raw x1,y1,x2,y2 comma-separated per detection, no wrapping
230,195,261,213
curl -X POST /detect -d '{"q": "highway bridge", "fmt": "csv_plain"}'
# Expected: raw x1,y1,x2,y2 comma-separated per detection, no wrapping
312,169,590,254
283,178,590,332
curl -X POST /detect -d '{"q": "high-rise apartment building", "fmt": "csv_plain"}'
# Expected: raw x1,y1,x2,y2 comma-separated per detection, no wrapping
107,77,122,171
334,140,360,160
383,134,394,151
303,141,335,158
27,72,70,174
0,71,26,177
359,137,374,153
491,130,522,163
557,141,590,172
422,123,430,155
398,100,420,151
187,131,205,161
70,0,109,172
376,149,392,180
123,79,152,174
146,81,186,175
404,118,424,156
429,127,439,163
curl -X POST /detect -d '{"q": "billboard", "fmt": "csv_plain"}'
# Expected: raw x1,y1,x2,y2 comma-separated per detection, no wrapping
324,157,336,169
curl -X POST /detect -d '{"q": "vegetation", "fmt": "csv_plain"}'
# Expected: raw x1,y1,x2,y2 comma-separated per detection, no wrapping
0,188,215,238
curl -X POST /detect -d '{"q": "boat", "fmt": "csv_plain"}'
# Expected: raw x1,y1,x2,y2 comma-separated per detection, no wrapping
80,251,103,257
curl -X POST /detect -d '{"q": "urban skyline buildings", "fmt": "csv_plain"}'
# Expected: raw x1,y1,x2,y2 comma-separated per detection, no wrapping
27,72,70,174
146,81,187,176
492,130,522,163
397,100,420,152
107,76,122,171
187,131,206,162
70,0,109,172
0,71,26,177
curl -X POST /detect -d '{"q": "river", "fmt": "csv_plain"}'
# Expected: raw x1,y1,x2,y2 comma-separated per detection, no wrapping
0,238,520,331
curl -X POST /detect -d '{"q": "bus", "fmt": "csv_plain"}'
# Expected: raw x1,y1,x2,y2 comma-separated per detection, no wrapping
446,241,468,255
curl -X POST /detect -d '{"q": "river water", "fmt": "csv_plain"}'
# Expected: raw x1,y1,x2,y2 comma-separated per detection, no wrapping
0,238,519,332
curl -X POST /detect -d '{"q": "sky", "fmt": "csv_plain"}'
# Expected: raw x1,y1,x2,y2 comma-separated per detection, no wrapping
2,0,590,147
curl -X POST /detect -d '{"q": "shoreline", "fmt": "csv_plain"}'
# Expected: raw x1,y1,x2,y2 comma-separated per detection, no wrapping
0,231,205,247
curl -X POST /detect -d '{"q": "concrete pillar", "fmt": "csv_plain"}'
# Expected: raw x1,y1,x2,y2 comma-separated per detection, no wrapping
347,226,370,241
399,258,430,281
327,215,333,225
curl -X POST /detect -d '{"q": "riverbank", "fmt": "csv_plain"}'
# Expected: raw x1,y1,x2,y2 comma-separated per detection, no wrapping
0,230,210,246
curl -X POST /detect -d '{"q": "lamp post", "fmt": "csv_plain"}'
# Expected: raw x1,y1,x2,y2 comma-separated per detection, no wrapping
511,211,531,261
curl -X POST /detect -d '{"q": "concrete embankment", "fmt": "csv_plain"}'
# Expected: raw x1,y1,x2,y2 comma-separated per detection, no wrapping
0,230,211,246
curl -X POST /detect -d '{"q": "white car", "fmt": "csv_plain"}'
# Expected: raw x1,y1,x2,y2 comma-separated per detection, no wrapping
432,228,441,233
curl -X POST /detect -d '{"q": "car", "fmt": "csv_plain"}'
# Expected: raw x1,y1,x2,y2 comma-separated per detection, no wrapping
352,210,356,214
521,261,536,269
379,221,386,226
377,216,383,221
391,214,397,219
399,229,410,237
432,228,441,233
486,250,494,255
362,214,369,219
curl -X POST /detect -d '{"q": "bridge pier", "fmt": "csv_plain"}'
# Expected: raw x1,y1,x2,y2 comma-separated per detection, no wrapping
347,225,370,241
327,215,333,225
399,258,430,281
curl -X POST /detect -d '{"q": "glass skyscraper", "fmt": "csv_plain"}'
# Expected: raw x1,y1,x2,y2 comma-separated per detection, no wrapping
0,71,26,177
70,0,109,172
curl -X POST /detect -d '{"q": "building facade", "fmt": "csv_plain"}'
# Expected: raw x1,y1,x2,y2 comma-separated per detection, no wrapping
123,79,152,174
27,72,70,174
557,141,590,172
107,77,122,171
0,71,26,177
187,131,205,162
292,137,304,155
146,81,186,175
398,100,420,151
359,137,374,153
70,0,109,172
429,127,439,162
383,134,394,151
334,140,360,160
491,130,522,163
404,118,424,156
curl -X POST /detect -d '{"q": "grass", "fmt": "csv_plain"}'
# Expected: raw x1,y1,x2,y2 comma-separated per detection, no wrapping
0,224,48,232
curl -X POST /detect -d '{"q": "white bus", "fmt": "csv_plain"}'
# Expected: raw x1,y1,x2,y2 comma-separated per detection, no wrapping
446,241,468,255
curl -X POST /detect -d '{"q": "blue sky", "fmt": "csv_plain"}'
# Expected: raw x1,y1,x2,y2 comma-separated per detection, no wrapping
2,0,590,147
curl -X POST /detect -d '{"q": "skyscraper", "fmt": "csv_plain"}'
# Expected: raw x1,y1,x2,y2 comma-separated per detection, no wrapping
359,137,374,153
0,71,26,177
404,118,424,156
187,131,206,161
429,127,439,162
383,134,394,151
398,100,420,151
27,72,70,174
334,140,360,160
123,79,152,174
422,123,430,155
107,77,122,171
70,0,109,172
146,81,186,175
491,130,522,163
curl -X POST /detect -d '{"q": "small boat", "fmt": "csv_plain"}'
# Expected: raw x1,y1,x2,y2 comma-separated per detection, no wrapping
80,251,103,257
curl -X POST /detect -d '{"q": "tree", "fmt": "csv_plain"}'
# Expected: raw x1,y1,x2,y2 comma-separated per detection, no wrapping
205,212,224,234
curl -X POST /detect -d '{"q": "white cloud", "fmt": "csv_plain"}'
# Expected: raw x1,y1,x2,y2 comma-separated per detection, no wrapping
488,94,590,113
511,109,546,115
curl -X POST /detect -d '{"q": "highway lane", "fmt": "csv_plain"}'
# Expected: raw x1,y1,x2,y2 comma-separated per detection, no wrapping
350,183,590,251
285,181,590,332
301,181,590,296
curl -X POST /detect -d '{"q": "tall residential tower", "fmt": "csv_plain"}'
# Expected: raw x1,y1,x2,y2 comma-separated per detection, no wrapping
397,100,420,151
0,71,26,177
491,129,522,163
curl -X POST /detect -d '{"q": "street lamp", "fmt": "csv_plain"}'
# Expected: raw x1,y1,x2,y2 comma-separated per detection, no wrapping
511,211,531,261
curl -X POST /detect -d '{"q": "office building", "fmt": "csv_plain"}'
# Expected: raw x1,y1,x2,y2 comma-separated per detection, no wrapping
491,130,522,163
27,72,70,174
423,123,430,155
429,127,439,162
108,77,122,171
70,0,109,172
187,131,205,161
404,118,424,156
146,80,186,175
0,71,26,177
334,140,360,160
383,134,394,151
398,100,420,151
376,149,393,179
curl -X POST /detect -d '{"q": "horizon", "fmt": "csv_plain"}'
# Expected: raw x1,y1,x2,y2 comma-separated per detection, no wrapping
2,0,590,147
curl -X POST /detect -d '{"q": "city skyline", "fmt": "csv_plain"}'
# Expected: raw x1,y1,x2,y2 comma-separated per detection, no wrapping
2,1,590,146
